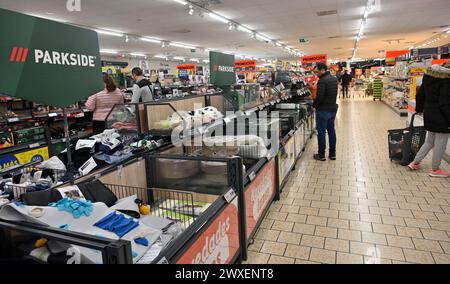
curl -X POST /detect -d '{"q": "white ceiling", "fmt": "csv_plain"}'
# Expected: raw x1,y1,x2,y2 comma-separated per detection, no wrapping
1,0,449,62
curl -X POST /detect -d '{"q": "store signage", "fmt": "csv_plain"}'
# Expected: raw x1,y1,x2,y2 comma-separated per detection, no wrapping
177,64,197,70
0,8,103,107
301,54,328,64
0,147,49,171
210,51,236,86
432,59,450,65
245,159,276,237
385,50,409,65
176,199,240,264
235,60,257,74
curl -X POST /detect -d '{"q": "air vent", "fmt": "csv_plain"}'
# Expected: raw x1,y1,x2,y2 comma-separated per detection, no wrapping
171,29,192,34
317,10,338,16
328,36,341,39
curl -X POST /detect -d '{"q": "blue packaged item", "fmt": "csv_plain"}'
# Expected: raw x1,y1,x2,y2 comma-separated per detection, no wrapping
134,237,149,247
94,212,139,238
49,198,93,219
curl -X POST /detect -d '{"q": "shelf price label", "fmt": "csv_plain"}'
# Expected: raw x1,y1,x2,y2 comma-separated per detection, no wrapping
48,113,58,117
29,143,40,149
7,118,20,123
224,189,236,203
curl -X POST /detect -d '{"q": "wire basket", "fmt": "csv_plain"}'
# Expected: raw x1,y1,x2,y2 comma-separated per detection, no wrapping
2,165,67,200
103,184,198,227
388,113,426,166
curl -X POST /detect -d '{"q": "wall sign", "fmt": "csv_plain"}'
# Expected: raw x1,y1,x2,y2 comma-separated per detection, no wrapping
0,8,103,107
176,199,240,264
0,147,49,171
245,159,276,237
209,51,236,86
235,60,257,73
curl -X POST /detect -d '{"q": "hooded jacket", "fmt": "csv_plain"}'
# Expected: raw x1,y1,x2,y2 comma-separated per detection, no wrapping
415,64,450,133
313,71,339,112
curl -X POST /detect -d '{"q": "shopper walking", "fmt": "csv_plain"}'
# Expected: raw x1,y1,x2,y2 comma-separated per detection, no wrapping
313,62,339,161
131,67,154,103
86,73,124,134
339,70,353,99
408,62,450,178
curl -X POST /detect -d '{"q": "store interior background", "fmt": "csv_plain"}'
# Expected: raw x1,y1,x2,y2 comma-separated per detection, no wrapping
0,0,450,265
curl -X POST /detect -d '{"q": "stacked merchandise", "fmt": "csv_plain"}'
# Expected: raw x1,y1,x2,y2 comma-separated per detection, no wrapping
382,62,410,114
373,78,383,101
0,180,206,264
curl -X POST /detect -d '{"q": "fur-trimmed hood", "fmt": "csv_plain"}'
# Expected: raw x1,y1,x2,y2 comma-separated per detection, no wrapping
426,64,450,79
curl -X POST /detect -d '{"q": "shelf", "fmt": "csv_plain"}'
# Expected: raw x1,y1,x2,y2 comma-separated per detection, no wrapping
0,140,47,156
381,98,408,117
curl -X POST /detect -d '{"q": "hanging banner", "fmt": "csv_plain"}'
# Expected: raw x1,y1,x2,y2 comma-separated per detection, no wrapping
176,199,240,264
235,60,257,73
301,54,327,64
385,50,409,65
245,159,276,237
431,59,450,65
176,64,196,78
0,8,103,107
210,51,236,86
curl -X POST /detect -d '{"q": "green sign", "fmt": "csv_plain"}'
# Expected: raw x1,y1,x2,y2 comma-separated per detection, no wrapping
0,8,103,107
299,38,310,44
209,51,235,86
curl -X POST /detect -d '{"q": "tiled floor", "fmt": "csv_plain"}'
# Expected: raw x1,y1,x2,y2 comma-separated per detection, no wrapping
245,97,450,264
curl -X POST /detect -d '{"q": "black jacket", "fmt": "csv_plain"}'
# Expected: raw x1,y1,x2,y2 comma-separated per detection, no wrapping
340,73,353,86
416,66,450,133
313,71,339,112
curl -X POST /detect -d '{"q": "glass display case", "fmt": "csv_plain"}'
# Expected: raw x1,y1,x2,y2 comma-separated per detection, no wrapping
105,103,142,144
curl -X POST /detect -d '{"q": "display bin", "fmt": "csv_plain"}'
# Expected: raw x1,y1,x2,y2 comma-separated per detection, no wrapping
146,152,247,264
0,218,133,264
1,162,66,201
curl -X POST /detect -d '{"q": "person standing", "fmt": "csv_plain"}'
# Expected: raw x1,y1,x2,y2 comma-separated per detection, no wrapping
313,62,339,161
131,67,154,103
339,70,353,98
408,62,450,178
86,73,124,134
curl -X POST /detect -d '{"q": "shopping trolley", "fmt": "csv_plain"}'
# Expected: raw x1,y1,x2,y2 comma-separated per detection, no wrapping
388,113,426,166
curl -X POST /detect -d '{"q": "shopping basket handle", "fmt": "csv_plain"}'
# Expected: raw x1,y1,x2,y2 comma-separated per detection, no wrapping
409,113,420,129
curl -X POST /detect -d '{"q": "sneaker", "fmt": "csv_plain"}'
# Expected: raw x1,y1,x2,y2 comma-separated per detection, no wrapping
314,154,326,161
429,169,450,178
408,162,421,171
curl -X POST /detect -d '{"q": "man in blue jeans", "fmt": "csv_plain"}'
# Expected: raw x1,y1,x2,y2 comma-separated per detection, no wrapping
312,62,339,161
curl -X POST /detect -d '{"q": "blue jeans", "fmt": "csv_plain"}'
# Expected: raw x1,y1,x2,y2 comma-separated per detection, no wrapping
316,111,337,157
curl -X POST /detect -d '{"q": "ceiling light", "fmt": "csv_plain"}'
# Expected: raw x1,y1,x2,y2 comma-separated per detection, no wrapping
173,56,185,61
125,35,129,43
203,59,210,63
447,30,450,33
95,29,124,37
131,53,146,57
228,22,236,31
154,55,168,59
141,37,162,44
190,58,200,63
275,42,283,47
237,25,253,34
170,42,196,49
256,33,271,42
188,5,194,15
100,49,118,55
208,12,229,24
171,0,188,5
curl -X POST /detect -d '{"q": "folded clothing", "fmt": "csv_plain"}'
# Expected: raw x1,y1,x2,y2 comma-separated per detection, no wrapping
77,180,118,207
94,212,139,238
49,198,93,219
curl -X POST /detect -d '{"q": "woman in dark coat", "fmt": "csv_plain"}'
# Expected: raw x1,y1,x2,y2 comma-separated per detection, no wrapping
408,62,450,178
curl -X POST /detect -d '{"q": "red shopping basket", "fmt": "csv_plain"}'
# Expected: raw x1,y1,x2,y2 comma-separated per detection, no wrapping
388,113,426,166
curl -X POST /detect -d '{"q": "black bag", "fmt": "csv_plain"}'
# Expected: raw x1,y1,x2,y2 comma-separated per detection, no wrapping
388,113,426,166
78,180,117,207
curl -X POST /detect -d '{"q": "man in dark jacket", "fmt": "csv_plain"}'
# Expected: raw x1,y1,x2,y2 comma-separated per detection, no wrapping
339,70,353,98
408,63,450,178
313,62,339,161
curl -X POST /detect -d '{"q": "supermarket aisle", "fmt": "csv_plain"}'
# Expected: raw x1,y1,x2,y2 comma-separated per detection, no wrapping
246,98,450,264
